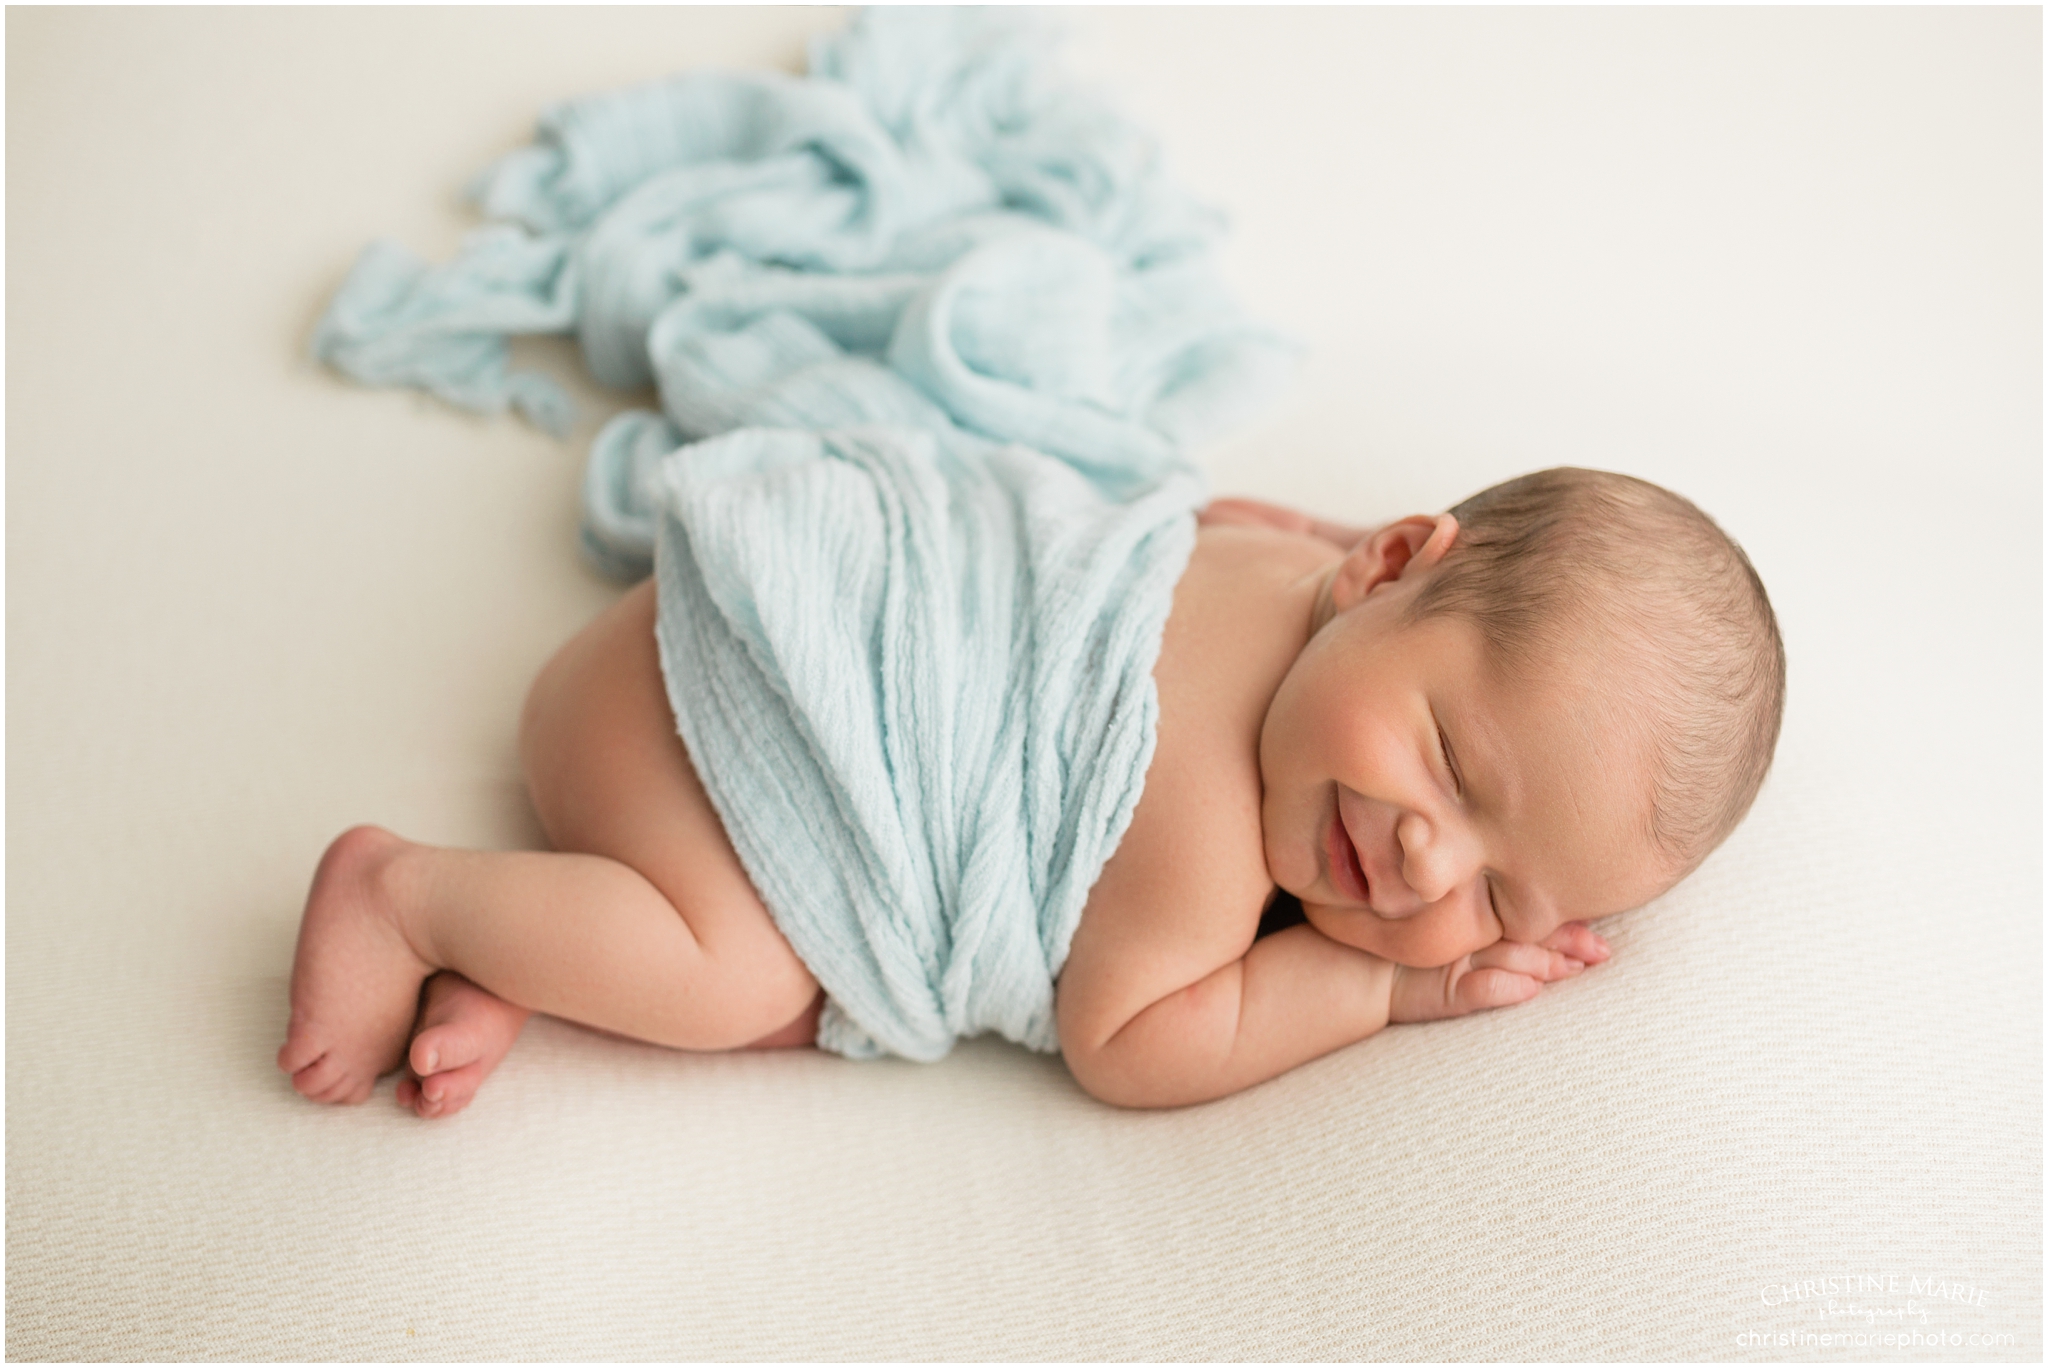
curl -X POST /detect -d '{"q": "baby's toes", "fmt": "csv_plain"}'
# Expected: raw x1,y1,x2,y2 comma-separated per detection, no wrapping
309,1069,371,1106
408,1019,485,1081
277,1031,324,1078
395,1069,440,1118
289,1051,349,1099
305,1070,349,1101
414,1060,487,1119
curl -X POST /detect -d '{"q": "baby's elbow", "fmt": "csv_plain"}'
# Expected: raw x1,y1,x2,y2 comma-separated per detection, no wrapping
1057,982,1237,1108
1057,983,1144,1106
1060,1034,1219,1110
1062,1042,1162,1109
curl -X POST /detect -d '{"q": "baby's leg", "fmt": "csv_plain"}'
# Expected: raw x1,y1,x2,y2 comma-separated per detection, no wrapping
399,970,821,1118
278,823,818,1103
279,579,819,1106
501,575,821,1045
394,972,529,1118
395,964,821,1121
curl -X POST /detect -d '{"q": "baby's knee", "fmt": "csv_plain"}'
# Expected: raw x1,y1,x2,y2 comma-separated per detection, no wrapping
516,646,571,786
701,937,821,1047
652,972,819,1052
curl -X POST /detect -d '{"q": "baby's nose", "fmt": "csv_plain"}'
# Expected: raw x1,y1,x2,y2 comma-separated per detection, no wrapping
1397,814,1479,907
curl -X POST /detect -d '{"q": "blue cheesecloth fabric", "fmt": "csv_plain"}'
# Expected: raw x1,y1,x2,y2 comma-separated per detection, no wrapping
310,7,1294,1060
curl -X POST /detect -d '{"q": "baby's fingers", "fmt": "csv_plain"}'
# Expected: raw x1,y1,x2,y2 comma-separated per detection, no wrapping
1391,957,1542,1023
1469,938,1587,984
1454,967,1545,1015
1536,921,1610,964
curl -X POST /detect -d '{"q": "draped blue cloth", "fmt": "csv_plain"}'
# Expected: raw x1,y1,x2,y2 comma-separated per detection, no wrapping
311,8,1292,1059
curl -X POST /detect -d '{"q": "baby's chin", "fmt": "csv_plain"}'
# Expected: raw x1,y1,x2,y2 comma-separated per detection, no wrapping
1295,897,1381,954
1297,898,1476,970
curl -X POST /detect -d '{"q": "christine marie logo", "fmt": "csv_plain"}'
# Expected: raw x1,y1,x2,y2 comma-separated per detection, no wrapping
1759,1273,1990,1314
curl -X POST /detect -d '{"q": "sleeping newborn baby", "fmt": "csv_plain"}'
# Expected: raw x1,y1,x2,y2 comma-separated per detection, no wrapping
278,464,1783,1112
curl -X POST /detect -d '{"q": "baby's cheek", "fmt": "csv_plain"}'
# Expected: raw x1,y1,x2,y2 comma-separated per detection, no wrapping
1396,915,1500,970
1259,800,1318,894
1303,903,1387,958
1322,905,1494,969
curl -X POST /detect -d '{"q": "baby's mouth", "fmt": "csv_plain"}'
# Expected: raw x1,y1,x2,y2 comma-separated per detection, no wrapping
1326,799,1371,904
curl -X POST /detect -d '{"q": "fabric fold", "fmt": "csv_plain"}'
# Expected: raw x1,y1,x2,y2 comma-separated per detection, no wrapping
653,427,1201,1060
311,6,1293,508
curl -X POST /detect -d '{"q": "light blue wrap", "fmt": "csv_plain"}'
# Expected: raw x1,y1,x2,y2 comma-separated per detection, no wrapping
311,8,1293,1060
654,427,1200,1059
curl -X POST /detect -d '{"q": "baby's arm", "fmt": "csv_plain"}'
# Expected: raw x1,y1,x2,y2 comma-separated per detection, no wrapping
1060,914,1393,1108
1061,905,1591,1108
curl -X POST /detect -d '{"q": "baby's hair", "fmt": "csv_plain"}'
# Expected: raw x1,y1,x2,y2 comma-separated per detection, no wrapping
1403,467,1785,875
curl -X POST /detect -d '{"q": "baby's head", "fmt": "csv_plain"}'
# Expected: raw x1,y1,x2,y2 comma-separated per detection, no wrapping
1260,466,1784,967
1407,466,1785,877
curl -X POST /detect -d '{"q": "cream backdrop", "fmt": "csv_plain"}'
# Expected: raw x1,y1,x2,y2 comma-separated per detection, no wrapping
7,7,2039,1361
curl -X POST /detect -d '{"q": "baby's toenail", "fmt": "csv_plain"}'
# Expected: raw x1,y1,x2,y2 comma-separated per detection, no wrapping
425,1084,442,1102
424,1051,439,1073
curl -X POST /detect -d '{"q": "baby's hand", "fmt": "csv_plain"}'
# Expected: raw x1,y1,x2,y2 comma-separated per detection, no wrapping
1387,922,1610,1024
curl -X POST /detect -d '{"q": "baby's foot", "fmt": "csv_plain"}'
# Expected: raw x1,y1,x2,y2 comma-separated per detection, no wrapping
276,826,437,1105
395,972,530,1119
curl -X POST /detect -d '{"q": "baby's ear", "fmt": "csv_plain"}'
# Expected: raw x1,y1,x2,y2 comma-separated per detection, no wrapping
1328,515,1460,612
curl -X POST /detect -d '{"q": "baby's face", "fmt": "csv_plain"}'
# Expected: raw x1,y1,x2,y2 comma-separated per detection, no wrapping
1259,566,1675,969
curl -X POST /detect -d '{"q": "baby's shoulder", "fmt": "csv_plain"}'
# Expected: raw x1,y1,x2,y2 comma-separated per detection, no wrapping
1062,526,1334,1017
1159,525,1338,702
1088,527,1335,927
1178,521,1342,602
